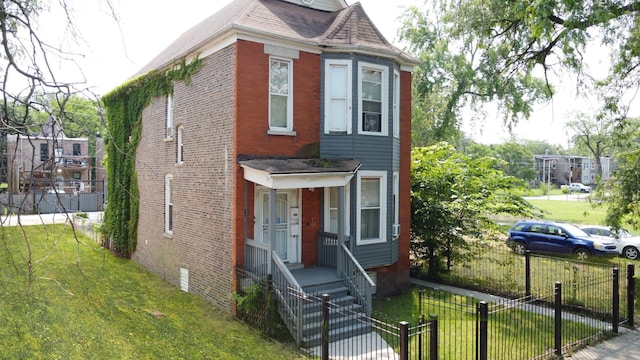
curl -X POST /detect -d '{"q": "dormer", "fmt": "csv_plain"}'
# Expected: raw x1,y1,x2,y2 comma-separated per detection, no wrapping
282,0,347,12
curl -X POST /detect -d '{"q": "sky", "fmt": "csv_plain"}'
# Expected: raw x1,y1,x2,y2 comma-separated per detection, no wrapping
44,0,636,146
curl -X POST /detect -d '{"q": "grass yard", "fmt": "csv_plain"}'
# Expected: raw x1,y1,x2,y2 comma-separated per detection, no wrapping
528,199,609,226
0,225,303,359
373,287,601,359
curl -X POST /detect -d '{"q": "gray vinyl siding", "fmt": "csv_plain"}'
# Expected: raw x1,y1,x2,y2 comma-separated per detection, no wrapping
320,54,401,268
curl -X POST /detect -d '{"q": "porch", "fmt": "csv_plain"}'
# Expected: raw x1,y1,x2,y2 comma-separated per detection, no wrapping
238,158,375,346
243,232,374,347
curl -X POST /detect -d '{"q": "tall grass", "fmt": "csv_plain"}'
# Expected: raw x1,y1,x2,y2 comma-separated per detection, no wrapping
0,225,303,359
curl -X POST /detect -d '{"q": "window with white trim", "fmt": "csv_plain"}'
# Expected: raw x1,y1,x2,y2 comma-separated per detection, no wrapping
324,186,350,234
392,172,399,238
166,93,174,139
358,63,388,136
357,171,387,244
165,175,173,235
393,70,400,138
177,126,184,164
269,57,293,132
324,60,352,134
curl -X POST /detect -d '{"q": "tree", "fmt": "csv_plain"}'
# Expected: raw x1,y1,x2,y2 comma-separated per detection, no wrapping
523,140,564,157
411,143,538,278
400,3,552,144
494,142,537,182
402,0,640,145
606,147,640,230
567,113,640,180
566,113,616,179
0,0,116,290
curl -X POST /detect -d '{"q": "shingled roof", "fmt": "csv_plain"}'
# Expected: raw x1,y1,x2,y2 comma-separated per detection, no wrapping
132,0,418,78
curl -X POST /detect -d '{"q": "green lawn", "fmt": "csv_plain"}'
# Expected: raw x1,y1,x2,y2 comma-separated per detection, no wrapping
373,287,600,359
528,199,609,225
0,225,303,359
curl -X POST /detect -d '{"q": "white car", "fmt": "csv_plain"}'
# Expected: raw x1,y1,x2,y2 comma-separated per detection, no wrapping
569,183,591,193
581,225,640,260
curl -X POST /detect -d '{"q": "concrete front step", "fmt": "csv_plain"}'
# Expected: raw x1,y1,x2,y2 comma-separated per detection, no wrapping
303,301,362,322
302,304,366,336
302,320,373,348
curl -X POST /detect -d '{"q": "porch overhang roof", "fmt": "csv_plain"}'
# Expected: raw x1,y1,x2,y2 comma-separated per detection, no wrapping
239,158,361,189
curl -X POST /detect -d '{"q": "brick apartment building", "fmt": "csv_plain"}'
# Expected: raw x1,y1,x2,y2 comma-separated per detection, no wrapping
107,0,419,324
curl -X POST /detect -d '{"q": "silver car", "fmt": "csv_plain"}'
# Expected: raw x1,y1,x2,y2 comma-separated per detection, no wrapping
581,225,640,260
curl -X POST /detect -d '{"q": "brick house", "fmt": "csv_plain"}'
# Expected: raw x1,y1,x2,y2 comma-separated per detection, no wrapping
6,116,92,194
113,0,418,343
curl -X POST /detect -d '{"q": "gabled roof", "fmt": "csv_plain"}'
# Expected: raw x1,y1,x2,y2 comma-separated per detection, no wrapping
132,0,418,78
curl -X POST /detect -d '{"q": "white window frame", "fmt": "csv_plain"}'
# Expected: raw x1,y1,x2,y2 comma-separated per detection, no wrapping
356,171,387,245
358,62,388,136
269,57,293,133
165,175,173,235
166,93,174,139
393,70,400,138
323,186,351,234
393,172,399,238
177,126,184,164
324,59,352,134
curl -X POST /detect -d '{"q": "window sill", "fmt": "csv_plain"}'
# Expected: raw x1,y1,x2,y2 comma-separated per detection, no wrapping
164,137,173,143
358,131,388,137
267,130,297,136
356,238,387,246
175,162,184,167
164,232,173,239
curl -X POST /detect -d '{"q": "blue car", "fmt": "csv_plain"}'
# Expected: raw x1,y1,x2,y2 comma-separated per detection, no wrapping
506,220,618,260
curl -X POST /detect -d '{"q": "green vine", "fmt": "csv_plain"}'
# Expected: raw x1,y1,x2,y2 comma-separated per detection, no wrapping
101,58,202,257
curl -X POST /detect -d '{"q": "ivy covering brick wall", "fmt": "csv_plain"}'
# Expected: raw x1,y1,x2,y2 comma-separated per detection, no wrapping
101,58,202,257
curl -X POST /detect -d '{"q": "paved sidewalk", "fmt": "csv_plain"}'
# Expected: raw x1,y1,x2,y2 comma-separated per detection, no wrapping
1,212,72,226
567,329,640,359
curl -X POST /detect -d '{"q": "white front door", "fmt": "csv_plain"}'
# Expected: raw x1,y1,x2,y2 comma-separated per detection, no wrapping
255,189,300,263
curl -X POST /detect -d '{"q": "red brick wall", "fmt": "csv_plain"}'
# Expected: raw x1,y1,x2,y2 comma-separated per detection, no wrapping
233,40,322,270
235,40,320,157
370,70,413,295
134,45,237,311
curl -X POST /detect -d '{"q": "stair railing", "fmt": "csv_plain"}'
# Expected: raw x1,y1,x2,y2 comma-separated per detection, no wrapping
339,243,375,316
271,251,306,346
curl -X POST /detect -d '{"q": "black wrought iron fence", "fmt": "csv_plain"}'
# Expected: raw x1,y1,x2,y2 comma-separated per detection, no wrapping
235,260,635,360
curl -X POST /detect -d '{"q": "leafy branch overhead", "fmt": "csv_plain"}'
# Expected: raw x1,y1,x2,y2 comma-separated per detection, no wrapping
402,0,640,145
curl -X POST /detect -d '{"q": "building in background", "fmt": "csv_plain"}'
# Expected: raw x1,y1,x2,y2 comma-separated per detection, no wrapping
534,154,618,186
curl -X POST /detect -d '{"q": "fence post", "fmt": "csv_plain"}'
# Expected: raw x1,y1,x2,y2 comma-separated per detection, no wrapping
554,282,562,357
400,321,409,360
418,314,424,360
265,274,272,335
477,301,488,360
628,264,635,328
321,294,330,360
525,250,531,297
613,267,620,333
429,315,438,360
